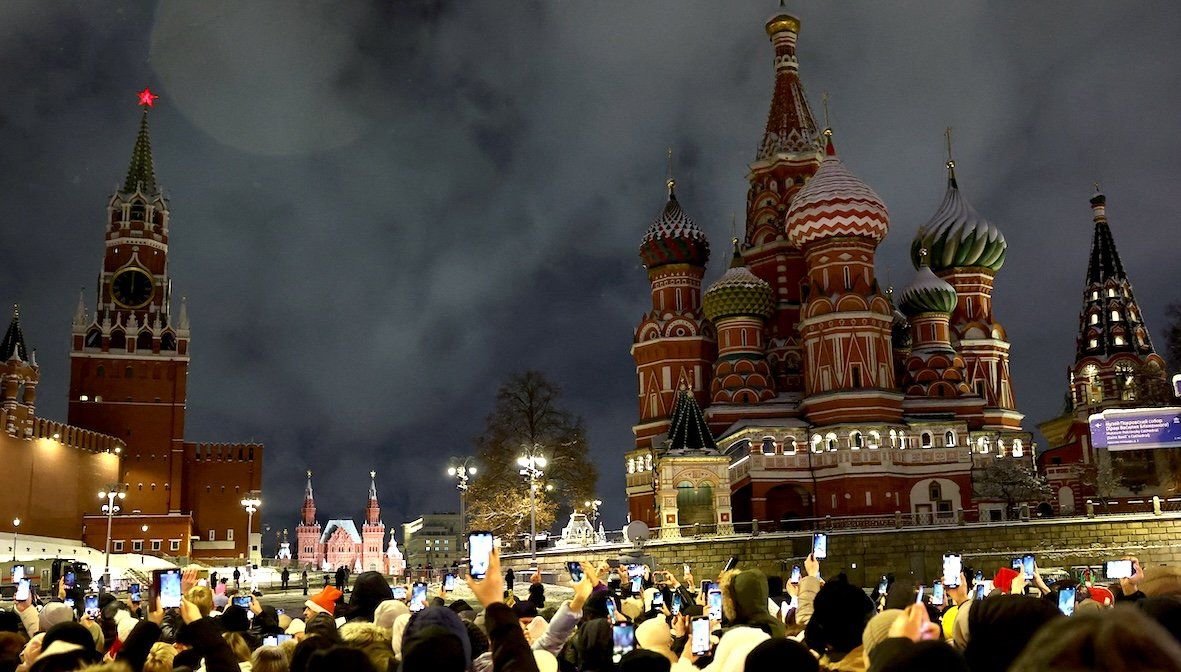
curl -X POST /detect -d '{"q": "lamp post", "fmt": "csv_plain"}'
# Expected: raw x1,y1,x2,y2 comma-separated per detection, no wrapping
447,458,477,539
583,499,603,527
241,492,261,567
141,525,149,566
98,484,127,589
517,445,547,564
11,518,19,562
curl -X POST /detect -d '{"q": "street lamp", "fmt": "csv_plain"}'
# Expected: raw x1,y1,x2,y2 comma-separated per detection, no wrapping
447,457,477,538
584,499,603,527
517,444,548,564
98,484,127,589
241,492,261,567
11,518,19,562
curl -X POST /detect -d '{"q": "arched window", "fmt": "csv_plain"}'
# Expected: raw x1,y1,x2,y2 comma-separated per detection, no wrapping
977,436,990,453
1090,313,1099,325
868,431,881,449
1012,439,1024,458
889,430,898,448
825,433,838,451
944,430,956,447
1083,364,1102,404
1111,310,1122,321
762,437,777,455
627,458,635,474
784,437,798,455
997,438,1007,456
929,482,942,501
850,431,863,450
811,435,823,453
920,432,933,448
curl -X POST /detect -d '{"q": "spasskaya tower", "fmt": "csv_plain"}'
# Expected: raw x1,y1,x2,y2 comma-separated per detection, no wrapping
69,90,262,563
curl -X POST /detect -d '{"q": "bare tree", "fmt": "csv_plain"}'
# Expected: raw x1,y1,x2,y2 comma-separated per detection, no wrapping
974,458,1053,517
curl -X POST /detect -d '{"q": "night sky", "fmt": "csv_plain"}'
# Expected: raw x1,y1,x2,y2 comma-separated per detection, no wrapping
2,1,1179,546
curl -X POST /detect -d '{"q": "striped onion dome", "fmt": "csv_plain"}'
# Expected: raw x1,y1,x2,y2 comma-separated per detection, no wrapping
910,165,1006,272
786,135,889,247
703,242,774,322
640,180,710,269
900,252,958,315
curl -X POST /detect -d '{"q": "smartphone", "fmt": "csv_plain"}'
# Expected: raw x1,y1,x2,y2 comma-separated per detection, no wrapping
691,617,711,655
64,598,75,609
651,591,664,607
1058,587,1076,616
606,597,617,621
790,566,801,584
64,571,76,590
915,585,925,605
84,594,100,618
877,575,889,595
410,582,427,611
931,581,945,604
1105,560,1133,579
974,570,984,585
723,557,738,572
467,531,493,580
262,636,278,647
156,569,182,609
707,588,723,621
444,573,456,592
1022,554,1036,579
630,576,643,593
129,584,142,603
12,566,23,582
13,579,29,602
974,584,986,600
942,554,962,587
683,564,690,575
812,533,828,559
626,564,644,578
612,623,636,662
567,561,585,583
233,595,252,608
671,593,682,615
393,585,408,600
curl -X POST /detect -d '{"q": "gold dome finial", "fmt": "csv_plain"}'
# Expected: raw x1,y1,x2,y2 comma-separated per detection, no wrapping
945,127,958,185
666,147,676,196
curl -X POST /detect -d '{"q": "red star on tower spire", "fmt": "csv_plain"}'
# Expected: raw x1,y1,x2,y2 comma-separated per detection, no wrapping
137,88,158,108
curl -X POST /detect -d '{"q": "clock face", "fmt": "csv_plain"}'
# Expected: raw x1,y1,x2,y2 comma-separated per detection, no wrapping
110,268,155,309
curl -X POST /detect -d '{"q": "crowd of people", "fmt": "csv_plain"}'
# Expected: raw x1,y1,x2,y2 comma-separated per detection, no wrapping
3,550,1181,672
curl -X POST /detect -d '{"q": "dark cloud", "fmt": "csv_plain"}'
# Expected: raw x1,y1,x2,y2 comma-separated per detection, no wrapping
2,1,1179,544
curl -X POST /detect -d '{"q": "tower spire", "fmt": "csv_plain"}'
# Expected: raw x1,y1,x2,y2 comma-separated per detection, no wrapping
365,470,381,525
758,7,820,160
301,469,316,525
123,89,160,195
945,127,958,187
1,305,29,362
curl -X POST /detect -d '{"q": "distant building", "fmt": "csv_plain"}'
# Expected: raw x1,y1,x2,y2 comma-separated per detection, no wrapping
402,514,461,574
295,471,404,574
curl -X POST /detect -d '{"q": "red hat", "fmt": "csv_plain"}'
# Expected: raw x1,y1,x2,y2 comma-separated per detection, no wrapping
993,567,1019,594
305,586,342,616
1089,586,1114,606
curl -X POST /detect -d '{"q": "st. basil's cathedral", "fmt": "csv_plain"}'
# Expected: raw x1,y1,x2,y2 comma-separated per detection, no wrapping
623,7,1170,535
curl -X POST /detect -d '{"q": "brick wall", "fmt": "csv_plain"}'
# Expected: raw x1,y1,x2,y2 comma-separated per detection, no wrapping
502,512,1181,587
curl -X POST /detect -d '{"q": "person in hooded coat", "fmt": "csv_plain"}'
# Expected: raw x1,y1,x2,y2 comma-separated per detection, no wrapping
566,618,613,672
402,607,472,672
804,578,875,671
963,594,1060,672
721,570,785,639
340,571,395,623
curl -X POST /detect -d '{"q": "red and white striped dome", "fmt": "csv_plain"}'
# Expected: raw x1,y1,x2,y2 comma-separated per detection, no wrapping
786,139,888,247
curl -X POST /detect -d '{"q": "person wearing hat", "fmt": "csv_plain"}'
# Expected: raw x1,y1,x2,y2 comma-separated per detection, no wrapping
304,585,344,621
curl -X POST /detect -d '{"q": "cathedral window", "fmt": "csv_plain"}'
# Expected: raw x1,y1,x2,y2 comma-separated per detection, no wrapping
944,430,956,447
868,431,881,449
1111,310,1122,321
977,437,990,453
1108,288,1116,298
811,436,823,453
1091,291,1099,300
920,432,933,448
889,430,898,448
1088,338,1099,349
843,267,851,290
929,482,942,501
785,438,798,454
825,433,838,451
1090,313,1099,325
850,431,863,450
1012,439,1024,458
1114,335,1126,346
850,364,863,388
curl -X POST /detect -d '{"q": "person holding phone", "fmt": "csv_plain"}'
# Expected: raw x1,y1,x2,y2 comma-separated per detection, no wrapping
465,549,538,672
1115,556,1146,602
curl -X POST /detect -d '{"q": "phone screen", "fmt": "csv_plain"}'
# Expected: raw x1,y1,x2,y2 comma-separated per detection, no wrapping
1022,555,1036,579
915,585,925,605
158,569,182,609
942,554,962,587
129,584,141,603
931,581,945,604
14,579,29,602
393,585,407,600
612,623,636,662
606,597,616,621
567,562,584,583
630,576,643,593
1058,587,1076,616
64,571,76,589
1105,560,1133,579
974,584,986,600
691,618,711,655
626,564,644,578
652,591,664,607
468,532,493,580
444,574,456,592
877,576,889,594
12,566,23,582
707,589,722,621
812,533,828,560
974,570,984,584
672,593,682,615
411,582,427,611
233,595,252,608
790,566,801,584
263,636,278,647
85,594,99,618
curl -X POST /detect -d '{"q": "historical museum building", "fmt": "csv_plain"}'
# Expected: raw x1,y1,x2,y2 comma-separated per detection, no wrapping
1037,190,1172,512
296,471,404,574
1,91,265,561
625,10,1036,535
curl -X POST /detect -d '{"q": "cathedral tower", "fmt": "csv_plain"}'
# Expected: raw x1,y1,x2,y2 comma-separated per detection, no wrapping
1,307,40,437
743,9,823,394
296,470,322,569
702,242,776,405
787,135,902,425
67,90,190,514
632,178,716,452
361,471,386,573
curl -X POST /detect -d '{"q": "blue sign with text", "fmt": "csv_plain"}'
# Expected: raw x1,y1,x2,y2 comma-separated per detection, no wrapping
1089,407,1181,451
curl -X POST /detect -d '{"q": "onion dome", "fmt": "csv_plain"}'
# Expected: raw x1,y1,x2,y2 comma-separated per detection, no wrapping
640,179,710,269
786,133,889,247
703,240,774,322
910,161,1006,272
900,251,958,316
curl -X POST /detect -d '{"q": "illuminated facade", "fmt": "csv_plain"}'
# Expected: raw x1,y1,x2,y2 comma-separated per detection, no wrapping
296,471,404,574
627,10,1033,533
